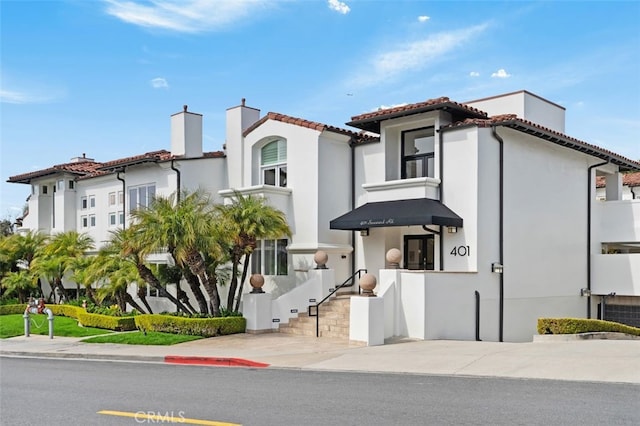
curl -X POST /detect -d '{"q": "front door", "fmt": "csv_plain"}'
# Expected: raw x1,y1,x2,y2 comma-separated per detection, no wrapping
404,235,435,270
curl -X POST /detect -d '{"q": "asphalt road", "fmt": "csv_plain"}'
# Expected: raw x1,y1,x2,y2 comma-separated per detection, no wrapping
1,357,638,425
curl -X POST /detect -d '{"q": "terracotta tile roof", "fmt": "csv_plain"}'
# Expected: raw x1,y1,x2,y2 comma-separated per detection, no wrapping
7,160,104,184
243,111,377,144
347,97,488,133
445,114,640,172
8,149,226,184
596,171,640,188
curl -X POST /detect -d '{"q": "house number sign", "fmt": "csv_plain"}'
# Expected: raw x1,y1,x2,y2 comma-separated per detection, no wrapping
450,245,471,256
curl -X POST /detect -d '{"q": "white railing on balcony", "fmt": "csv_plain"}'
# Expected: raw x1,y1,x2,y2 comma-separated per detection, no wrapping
363,177,440,203
592,253,640,296
593,199,640,243
219,185,292,215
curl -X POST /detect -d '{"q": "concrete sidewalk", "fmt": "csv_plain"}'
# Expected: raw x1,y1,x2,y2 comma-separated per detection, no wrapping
1,333,639,384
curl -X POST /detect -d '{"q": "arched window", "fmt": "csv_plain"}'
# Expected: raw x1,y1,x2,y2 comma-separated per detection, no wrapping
261,139,287,187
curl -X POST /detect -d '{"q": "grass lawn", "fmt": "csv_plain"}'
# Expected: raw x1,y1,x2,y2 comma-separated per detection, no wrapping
0,314,113,339
82,331,203,345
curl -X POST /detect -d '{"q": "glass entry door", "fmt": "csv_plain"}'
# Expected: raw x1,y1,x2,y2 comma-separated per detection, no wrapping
404,235,435,270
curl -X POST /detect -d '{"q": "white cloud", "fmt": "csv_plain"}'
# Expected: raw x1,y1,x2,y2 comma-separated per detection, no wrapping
150,77,169,89
491,68,511,78
0,89,58,104
328,0,350,14
418,15,430,23
104,0,272,33
469,71,480,77
352,24,488,87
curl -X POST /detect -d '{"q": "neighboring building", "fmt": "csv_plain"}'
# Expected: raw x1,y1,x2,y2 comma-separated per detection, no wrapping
596,171,640,200
7,91,640,341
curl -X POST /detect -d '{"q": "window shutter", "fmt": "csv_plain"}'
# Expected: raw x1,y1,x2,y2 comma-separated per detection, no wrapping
262,140,286,165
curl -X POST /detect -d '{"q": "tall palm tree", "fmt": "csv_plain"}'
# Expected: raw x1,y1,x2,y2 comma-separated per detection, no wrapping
216,191,291,312
132,189,227,316
1,270,38,303
89,252,147,314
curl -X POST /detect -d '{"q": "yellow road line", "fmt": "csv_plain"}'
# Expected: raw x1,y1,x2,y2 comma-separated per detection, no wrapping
97,410,241,426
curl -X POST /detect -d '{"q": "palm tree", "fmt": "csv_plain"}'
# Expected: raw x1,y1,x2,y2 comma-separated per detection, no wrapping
131,189,226,316
89,252,147,314
1,270,38,303
33,231,94,302
108,226,192,314
216,191,291,312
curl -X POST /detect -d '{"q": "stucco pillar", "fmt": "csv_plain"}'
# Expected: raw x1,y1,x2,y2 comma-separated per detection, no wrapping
349,296,385,346
308,268,335,301
244,292,273,334
605,173,623,201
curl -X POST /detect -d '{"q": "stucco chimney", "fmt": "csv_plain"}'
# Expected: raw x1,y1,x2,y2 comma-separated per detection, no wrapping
225,99,260,189
171,105,203,158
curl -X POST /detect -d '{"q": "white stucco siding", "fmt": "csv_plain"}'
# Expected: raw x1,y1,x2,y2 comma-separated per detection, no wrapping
75,175,125,249
174,157,227,203
498,127,589,340
441,127,479,272
317,133,351,244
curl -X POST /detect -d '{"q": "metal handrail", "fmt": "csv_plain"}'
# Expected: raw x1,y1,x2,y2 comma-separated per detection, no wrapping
308,269,367,337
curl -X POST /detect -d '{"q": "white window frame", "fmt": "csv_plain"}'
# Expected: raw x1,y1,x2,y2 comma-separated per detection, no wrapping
109,212,117,227
251,238,288,276
108,192,116,206
128,184,156,212
89,195,96,209
89,214,96,227
68,180,75,190
260,140,287,187
81,215,88,228
81,196,88,209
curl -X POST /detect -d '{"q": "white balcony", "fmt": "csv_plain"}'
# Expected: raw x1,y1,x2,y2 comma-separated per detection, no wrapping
363,177,440,203
592,253,640,296
593,199,640,242
219,185,292,216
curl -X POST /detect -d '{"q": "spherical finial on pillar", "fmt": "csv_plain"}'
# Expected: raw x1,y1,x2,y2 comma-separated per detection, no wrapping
249,274,265,293
386,248,402,269
359,273,377,297
314,250,328,269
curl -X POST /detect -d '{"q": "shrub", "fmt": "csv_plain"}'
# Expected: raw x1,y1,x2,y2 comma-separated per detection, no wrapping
134,314,246,337
78,312,137,331
0,297,19,306
0,304,27,315
537,318,640,337
49,304,85,319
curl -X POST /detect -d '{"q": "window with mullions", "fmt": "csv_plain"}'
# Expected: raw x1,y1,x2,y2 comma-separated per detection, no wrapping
402,127,435,179
261,140,287,187
251,239,288,276
128,184,156,212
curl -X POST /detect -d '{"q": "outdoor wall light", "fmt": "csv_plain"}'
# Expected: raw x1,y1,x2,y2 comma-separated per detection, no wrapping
447,226,458,233
580,288,592,297
360,229,370,236
491,262,503,274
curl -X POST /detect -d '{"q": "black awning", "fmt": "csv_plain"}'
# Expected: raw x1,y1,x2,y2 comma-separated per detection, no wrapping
330,198,463,230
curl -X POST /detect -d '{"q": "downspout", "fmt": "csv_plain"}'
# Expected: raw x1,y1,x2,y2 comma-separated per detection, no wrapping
491,126,504,342
350,138,356,280
439,126,445,271
171,159,181,202
116,169,126,230
631,187,637,199
587,159,609,318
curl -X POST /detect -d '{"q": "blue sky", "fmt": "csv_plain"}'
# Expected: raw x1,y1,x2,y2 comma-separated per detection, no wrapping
1,0,639,219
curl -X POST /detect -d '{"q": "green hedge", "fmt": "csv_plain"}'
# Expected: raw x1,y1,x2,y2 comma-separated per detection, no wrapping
538,318,640,337
49,304,85,319
78,312,137,331
135,314,246,337
0,304,27,315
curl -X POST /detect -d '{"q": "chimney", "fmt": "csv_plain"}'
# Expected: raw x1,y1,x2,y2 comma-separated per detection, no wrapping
70,153,95,163
171,105,203,158
225,98,260,189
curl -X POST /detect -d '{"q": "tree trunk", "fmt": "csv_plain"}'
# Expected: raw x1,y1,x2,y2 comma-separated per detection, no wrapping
125,292,148,314
136,287,153,314
136,263,192,314
183,268,209,314
227,250,242,310
177,287,196,314
185,250,220,317
234,253,252,312
84,287,98,305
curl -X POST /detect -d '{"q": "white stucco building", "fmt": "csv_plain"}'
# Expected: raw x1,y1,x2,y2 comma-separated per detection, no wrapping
8,90,640,342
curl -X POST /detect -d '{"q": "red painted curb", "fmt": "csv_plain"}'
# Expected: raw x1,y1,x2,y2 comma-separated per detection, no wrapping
164,355,270,368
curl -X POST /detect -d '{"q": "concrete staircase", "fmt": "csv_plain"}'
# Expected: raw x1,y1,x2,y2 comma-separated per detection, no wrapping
278,294,353,339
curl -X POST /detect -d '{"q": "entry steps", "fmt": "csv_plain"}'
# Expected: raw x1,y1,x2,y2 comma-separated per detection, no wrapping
278,294,354,339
